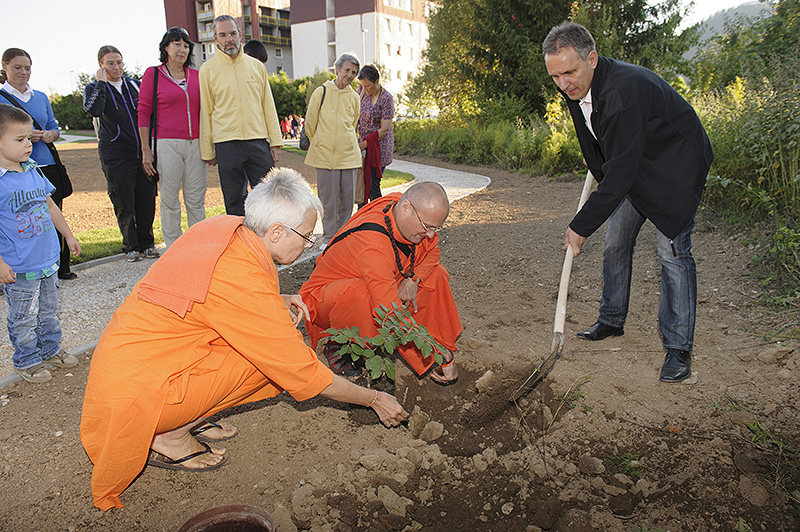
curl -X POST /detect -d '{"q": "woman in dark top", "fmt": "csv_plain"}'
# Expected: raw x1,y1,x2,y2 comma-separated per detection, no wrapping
83,45,158,263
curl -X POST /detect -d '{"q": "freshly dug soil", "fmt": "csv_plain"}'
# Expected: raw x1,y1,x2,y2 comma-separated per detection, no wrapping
1,148,798,531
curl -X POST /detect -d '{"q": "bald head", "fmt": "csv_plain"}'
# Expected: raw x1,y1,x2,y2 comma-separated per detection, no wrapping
394,182,449,244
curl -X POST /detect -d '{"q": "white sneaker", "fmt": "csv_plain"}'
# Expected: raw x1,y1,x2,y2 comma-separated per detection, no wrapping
126,251,142,262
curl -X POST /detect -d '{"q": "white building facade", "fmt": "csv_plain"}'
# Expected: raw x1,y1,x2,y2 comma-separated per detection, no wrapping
291,0,434,102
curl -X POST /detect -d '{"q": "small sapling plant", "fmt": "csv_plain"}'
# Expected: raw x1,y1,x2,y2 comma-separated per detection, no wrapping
325,302,446,381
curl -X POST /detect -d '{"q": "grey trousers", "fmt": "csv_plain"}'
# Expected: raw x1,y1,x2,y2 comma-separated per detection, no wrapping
316,168,358,244
156,138,207,248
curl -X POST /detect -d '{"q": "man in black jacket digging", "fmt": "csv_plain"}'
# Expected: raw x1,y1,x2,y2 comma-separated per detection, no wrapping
542,22,714,383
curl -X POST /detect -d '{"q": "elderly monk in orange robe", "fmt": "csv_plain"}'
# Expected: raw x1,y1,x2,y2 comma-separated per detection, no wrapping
80,168,408,511
300,181,461,382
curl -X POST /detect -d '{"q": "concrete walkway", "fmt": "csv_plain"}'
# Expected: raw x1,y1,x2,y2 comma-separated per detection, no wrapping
0,159,490,389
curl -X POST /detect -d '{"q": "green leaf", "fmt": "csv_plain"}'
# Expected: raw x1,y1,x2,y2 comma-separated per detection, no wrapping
372,336,385,346
414,337,424,350
434,352,443,365
333,334,348,343
365,356,383,380
385,358,396,381
422,342,432,357
364,348,375,358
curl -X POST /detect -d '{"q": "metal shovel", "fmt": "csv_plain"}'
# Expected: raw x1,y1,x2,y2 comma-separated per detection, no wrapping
511,170,595,402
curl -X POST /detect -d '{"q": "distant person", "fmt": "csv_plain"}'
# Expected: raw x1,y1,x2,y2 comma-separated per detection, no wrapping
542,22,713,382
0,104,81,383
80,168,408,511
303,53,362,249
84,45,159,262
138,27,207,249
356,64,395,205
199,15,283,216
1,48,76,280
291,114,299,139
282,115,290,139
243,39,268,64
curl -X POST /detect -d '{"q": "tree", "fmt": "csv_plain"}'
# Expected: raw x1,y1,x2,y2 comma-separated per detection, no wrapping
408,0,568,118
691,0,799,92
269,71,308,117
571,0,698,85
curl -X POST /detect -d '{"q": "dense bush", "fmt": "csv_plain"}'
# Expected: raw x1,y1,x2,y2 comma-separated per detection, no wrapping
395,96,581,177
50,93,93,131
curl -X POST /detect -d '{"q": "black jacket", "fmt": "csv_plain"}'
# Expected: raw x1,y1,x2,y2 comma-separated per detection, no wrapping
563,56,714,240
83,77,141,161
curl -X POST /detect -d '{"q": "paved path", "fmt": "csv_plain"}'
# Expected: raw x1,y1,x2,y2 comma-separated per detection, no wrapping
0,159,490,388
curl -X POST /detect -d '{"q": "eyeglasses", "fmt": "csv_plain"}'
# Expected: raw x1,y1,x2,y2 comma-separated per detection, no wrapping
409,202,443,233
289,226,316,247
168,27,189,36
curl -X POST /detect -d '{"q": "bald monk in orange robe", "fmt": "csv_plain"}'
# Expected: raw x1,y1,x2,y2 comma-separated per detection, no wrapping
300,181,461,382
81,169,407,511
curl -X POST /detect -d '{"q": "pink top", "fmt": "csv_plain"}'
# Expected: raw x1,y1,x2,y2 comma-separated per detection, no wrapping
137,65,201,140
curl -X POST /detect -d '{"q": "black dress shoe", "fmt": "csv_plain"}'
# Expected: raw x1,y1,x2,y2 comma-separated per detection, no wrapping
659,349,692,382
58,272,78,280
576,322,624,341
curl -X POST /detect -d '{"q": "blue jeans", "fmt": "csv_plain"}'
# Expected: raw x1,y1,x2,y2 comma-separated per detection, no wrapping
598,198,697,351
5,274,62,370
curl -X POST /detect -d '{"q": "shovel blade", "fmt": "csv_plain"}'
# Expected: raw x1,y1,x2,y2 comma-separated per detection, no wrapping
510,332,564,402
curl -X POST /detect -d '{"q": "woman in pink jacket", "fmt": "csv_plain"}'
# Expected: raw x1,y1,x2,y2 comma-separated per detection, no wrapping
138,27,206,249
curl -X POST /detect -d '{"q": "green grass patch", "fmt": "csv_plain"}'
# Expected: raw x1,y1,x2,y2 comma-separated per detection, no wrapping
72,206,226,264
382,169,413,188
281,146,307,156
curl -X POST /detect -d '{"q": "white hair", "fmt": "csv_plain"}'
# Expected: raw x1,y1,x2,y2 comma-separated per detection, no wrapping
244,168,323,236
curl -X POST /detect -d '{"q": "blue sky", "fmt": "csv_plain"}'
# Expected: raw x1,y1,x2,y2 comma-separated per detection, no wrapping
3,0,752,96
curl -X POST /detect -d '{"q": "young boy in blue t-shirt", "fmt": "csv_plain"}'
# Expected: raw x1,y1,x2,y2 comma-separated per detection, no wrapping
0,104,81,383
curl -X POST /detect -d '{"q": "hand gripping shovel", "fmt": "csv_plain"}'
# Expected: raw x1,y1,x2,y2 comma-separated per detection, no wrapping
511,170,595,402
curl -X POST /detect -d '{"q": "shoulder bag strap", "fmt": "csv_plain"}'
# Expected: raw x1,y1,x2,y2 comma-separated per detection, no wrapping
323,221,412,258
150,66,159,163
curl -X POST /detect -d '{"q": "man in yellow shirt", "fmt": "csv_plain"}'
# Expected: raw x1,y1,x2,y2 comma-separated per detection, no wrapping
199,15,284,215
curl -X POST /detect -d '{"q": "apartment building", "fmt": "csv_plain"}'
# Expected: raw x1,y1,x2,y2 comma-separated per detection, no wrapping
290,0,434,99
164,0,294,76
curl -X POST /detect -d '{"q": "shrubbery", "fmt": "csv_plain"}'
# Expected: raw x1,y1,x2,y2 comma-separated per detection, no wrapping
395,96,582,177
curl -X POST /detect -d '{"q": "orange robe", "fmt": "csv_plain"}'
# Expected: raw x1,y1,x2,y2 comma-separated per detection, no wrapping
80,216,334,511
300,193,462,375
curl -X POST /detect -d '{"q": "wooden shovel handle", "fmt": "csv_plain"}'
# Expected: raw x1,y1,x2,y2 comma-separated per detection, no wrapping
553,170,595,335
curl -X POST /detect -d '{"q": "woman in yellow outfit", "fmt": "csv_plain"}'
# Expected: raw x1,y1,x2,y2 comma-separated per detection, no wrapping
303,53,362,250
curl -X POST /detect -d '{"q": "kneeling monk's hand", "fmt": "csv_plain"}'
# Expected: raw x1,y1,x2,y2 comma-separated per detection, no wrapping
398,277,419,313
371,391,409,428
282,294,310,326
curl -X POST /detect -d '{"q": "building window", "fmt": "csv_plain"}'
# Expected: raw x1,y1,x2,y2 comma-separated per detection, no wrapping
407,72,413,81
396,70,401,80
387,44,392,56
409,48,414,60
277,66,283,73
275,48,282,57
385,18,391,32
409,23,413,36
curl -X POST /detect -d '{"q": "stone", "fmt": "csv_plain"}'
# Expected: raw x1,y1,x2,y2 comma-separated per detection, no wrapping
475,370,496,393
578,455,606,475
531,495,562,529
272,504,298,532
728,411,757,427
472,454,488,472
466,338,483,349
359,449,393,471
739,475,769,506
378,485,413,517
420,421,444,443
408,406,431,439
483,448,498,465
734,453,768,475
777,368,792,380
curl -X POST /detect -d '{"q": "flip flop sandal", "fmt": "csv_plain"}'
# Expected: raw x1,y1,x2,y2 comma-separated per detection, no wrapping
431,367,458,386
147,442,229,472
190,421,239,443
324,343,361,377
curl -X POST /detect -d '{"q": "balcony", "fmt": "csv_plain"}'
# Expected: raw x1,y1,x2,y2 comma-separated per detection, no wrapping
277,18,290,28
244,14,250,22
199,30,214,41
259,15,277,26
260,34,279,45
279,36,291,46
197,10,214,22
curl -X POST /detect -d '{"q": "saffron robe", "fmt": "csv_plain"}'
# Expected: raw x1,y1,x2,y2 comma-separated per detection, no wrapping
300,193,462,375
80,216,334,511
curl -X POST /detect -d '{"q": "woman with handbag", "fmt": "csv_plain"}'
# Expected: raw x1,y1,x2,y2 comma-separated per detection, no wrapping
356,65,395,206
1,48,76,280
303,53,362,250
138,27,206,249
